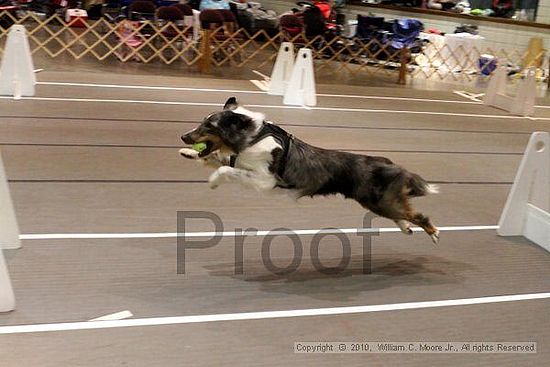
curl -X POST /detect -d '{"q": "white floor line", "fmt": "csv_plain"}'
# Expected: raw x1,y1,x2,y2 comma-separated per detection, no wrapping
1,95,545,121
251,70,270,80
1,292,549,334
453,90,483,102
249,80,269,92
36,81,266,95
33,81,550,109
19,225,499,240
89,310,133,322
35,81,476,105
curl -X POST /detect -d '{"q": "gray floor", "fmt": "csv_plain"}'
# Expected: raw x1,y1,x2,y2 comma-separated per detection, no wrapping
0,71,549,366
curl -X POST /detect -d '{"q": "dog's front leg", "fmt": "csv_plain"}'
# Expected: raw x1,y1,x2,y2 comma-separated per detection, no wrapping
179,148,201,160
208,166,248,189
179,149,228,168
208,166,276,191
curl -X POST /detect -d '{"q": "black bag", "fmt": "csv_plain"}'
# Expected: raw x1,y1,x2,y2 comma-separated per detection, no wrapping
236,6,278,35
303,5,325,38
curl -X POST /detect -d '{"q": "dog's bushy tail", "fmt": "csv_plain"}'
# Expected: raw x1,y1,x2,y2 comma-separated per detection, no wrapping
407,173,439,197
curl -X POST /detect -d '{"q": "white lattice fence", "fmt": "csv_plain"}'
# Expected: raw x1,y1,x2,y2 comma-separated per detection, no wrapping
0,10,545,84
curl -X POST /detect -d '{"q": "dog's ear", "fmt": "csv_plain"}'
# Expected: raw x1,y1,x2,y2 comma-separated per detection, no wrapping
223,97,238,110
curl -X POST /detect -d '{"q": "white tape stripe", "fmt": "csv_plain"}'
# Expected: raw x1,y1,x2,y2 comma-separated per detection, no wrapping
251,70,270,80
34,81,550,109
1,292,549,334
36,81,266,94
19,225,499,240
249,80,269,92
0,96,221,107
89,310,133,322
37,81,470,104
0,96,542,120
454,91,482,102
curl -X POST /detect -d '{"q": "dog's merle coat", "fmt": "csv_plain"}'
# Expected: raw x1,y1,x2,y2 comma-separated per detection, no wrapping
180,97,439,243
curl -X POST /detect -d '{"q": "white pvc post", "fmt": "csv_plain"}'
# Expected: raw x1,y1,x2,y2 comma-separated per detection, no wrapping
268,42,295,96
283,48,316,107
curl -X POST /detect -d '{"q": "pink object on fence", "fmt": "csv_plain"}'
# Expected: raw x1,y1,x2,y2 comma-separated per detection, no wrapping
118,20,143,48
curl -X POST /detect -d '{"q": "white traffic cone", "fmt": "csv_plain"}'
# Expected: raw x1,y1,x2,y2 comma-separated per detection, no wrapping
0,249,15,312
0,150,21,250
283,48,316,107
511,68,536,116
268,42,295,96
483,67,536,117
0,25,36,99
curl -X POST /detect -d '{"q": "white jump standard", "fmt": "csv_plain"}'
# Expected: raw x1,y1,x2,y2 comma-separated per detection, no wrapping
498,132,550,249
483,67,536,117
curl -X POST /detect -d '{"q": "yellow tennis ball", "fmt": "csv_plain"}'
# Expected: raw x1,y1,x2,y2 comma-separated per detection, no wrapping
192,142,207,152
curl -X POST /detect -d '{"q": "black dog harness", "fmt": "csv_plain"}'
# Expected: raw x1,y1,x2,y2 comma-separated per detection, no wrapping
229,122,294,179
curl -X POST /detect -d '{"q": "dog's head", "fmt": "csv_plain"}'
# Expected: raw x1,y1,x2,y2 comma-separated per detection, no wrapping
181,97,265,157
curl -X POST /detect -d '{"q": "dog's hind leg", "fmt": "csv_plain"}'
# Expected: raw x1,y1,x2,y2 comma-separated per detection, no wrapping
363,195,439,244
393,195,439,244
395,197,439,244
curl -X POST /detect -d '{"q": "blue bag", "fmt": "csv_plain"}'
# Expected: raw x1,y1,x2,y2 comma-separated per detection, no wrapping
391,19,423,49
199,0,229,10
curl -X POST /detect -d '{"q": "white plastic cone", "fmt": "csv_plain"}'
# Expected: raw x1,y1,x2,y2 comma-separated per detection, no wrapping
0,25,36,98
498,132,549,237
484,67,506,106
268,42,294,96
0,150,21,250
483,67,536,117
511,69,536,116
0,249,15,312
283,48,316,107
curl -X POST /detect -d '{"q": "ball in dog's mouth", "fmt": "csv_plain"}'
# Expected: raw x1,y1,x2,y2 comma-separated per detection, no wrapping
192,142,207,153
189,140,215,158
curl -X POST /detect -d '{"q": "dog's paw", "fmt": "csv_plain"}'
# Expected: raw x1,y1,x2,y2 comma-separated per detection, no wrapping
208,167,233,189
217,166,234,178
208,171,221,189
396,220,413,235
179,148,199,160
430,229,440,245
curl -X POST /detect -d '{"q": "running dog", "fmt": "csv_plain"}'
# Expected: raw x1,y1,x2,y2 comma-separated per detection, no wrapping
179,97,440,243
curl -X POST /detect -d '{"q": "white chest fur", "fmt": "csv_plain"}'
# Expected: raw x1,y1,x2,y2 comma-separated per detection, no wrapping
235,136,281,174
